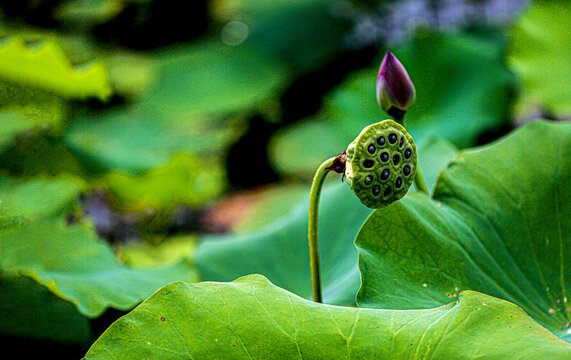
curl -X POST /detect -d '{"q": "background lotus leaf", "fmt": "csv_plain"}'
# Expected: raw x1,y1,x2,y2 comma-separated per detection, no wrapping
64,41,290,174
0,176,198,321
0,36,112,100
506,0,571,119
101,153,224,213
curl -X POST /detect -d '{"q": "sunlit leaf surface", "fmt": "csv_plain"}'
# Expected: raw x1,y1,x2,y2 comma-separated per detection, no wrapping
85,275,571,359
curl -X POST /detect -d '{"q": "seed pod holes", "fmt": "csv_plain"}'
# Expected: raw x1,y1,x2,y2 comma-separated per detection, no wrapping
364,175,373,185
403,165,411,176
388,133,397,144
344,119,417,209
381,169,390,180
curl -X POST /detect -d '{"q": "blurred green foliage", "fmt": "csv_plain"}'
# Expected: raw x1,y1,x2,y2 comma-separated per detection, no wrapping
0,36,111,99
506,0,570,118
0,176,198,320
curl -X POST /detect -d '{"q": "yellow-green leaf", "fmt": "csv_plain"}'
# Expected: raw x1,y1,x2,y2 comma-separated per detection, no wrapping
85,275,571,359
0,36,112,100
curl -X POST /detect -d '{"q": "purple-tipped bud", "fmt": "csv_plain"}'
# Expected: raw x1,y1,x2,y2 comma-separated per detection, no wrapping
376,51,416,117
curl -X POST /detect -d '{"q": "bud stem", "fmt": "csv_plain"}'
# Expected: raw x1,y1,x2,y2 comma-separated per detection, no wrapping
387,107,406,125
414,164,429,194
308,156,336,303
396,113,428,195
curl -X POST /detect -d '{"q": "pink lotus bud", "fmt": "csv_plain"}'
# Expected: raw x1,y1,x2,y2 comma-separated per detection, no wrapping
376,51,416,118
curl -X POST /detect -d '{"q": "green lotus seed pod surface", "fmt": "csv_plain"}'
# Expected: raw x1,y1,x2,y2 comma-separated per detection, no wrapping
345,119,417,209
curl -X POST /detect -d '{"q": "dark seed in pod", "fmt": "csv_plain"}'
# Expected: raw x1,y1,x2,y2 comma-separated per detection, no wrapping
395,177,402,189
399,137,404,148
403,165,411,176
377,136,385,146
404,148,412,159
363,159,374,168
393,154,400,165
388,133,397,144
380,152,389,162
364,175,373,185
381,169,390,180
367,144,376,154
384,187,391,197
372,185,381,196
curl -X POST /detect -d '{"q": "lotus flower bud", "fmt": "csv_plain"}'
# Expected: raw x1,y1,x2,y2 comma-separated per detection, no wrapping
345,119,417,209
376,51,416,118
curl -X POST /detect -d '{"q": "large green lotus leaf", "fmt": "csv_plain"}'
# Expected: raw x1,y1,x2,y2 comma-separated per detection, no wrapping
0,36,112,100
356,121,571,341
270,30,513,178
101,153,224,212
506,0,571,118
194,137,457,305
0,176,198,318
84,275,571,359
64,41,289,174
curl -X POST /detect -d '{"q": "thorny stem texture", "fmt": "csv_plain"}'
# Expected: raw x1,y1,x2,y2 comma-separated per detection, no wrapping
308,156,336,303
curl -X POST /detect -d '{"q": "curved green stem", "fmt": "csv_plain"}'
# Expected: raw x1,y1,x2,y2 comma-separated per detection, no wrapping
413,166,429,194
308,157,336,303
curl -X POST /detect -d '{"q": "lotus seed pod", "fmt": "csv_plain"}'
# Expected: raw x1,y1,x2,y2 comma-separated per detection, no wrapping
345,119,417,209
